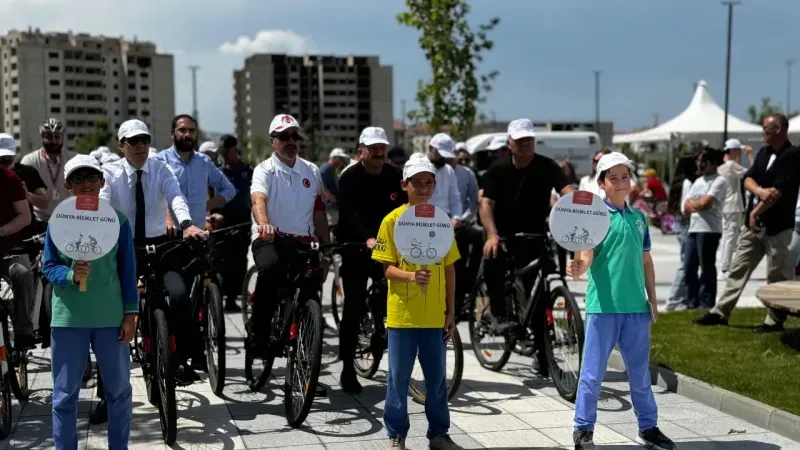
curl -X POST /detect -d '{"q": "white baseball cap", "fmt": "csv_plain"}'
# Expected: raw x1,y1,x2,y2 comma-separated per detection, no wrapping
724,138,742,150
359,127,390,146
269,114,300,135
455,142,467,152
507,118,536,140
101,153,121,165
596,152,635,174
329,148,349,159
486,135,508,151
118,119,150,141
64,154,103,180
403,152,436,180
199,141,218,154
0,133,16,157
429,133,456,159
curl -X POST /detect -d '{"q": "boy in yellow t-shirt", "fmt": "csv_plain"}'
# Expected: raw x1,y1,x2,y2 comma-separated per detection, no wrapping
372,153,461,450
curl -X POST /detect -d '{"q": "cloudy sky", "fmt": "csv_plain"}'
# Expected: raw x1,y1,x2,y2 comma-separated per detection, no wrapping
4,0,799,134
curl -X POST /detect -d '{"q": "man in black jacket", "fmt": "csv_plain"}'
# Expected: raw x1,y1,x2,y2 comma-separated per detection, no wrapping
336,127,407,393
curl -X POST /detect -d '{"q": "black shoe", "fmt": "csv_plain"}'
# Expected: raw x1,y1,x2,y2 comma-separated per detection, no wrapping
692,312,728,326
224,301,242,313
82,360,94,383
754,323,784,334
14,334,36,351
176,364,202,386
340,367,363,394
637,427,675,450
315,384,328,397
572,429,595,449
89,399,108,425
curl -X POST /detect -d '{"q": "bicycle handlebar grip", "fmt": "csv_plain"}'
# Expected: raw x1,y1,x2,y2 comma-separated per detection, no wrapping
79,274,88,292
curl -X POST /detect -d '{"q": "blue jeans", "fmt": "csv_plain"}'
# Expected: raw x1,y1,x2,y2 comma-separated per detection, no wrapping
684,232,722,309
384,328,449,439
575,313,658,432
52,327,132,450
666,218,689,308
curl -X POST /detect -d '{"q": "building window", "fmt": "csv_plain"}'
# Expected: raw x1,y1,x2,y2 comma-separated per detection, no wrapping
49,79,60,86
128,83,135,90
50,93,60,100
11,105,18,112
113,71,118,77
128,109,137,116
140,85,149,91
49,66,59,73
127,96,136,102
141,98,150,104
127,70,135,77
140,72,149,78
11,91,17,98
48,51,59,58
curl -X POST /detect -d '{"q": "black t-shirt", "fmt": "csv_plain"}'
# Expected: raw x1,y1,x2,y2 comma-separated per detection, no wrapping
482,155,569,236
744,141,800,235
11,162,45,237
337,163,408,242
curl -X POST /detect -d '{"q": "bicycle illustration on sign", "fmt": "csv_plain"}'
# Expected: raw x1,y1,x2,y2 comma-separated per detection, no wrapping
65,234,103,255
401,238,438,259
561,227,593,246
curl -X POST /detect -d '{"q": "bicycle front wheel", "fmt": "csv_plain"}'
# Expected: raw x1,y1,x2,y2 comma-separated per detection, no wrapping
204,282,226,397
0,373,11,439
467,274,512,371
153,308,177,444
3,317,29,402
329,255,343,330
284,299,323,428
542,285,585,402
409,326,464,404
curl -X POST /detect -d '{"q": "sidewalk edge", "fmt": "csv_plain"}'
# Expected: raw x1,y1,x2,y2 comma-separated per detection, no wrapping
607,350,800,442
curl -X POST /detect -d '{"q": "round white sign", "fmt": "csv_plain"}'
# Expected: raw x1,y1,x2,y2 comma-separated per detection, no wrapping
49,196,120,261
549,191,610,252
393,204,454,266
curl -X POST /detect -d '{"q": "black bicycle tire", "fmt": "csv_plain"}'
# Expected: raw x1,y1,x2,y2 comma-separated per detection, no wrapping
467,274,512,372
543,285,585,403
409,326,464,404
204,282,226,397
0,373,12,439
3,317,28,402
330,259,342,330
244,308,275,392
284,299,323,428
354,284,384,379
240,266,257,325
153,307,177,444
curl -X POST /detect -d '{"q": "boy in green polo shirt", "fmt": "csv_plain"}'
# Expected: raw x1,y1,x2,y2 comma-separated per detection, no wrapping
567,152,675,450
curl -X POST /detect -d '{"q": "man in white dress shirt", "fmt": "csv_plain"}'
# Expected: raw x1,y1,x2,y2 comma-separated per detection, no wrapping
427,133,463,224
100,119,206,387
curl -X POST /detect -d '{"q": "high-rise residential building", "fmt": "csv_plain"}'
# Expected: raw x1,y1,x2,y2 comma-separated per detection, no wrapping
0,28,175,153
233,53,393,156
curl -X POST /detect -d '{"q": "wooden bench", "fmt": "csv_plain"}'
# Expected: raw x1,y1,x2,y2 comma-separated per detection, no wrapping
755,281,800,318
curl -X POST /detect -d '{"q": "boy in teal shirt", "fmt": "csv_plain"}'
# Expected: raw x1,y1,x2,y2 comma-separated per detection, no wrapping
42,155,137,450
567,152,675,450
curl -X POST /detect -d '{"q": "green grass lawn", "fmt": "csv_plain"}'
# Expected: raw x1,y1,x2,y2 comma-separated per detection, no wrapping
650,308,800,416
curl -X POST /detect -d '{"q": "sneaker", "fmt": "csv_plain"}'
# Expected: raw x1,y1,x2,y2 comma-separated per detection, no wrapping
753,323,784,334
176,364,201,386
89,399,108,425
340,367,363,394
14,333,36,351
572,429,595,449
637,427,676,450
692,312,728,326
429,434,463,449
388,436,406,449
717,271,728,281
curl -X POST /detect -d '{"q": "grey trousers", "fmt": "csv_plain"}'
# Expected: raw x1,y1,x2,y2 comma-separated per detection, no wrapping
712,227,792,326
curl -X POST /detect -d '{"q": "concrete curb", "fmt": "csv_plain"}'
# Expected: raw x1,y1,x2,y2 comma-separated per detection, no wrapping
607,350,800,442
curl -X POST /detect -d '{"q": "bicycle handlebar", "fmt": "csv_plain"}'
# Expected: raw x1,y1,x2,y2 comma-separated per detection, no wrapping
274,232,366,256
498,232,549,243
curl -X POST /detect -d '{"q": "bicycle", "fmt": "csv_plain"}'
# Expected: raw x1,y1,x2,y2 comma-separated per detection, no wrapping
467,232,585,402
348,252,463,405
244,232,361,428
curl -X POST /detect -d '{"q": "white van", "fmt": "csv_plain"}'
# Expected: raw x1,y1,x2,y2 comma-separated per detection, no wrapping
466,131,602,177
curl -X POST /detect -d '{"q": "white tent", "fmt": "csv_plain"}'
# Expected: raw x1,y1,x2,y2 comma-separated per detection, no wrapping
613,80,763,147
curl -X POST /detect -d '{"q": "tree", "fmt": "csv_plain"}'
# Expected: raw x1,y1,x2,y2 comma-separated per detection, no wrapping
397,0,500,140
747,97,799,124
74,119,112,154
241,135,269,163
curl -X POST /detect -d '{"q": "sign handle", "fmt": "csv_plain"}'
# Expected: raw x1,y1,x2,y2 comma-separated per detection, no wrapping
572,251,582,281
79,275,88,292
420,265,428,295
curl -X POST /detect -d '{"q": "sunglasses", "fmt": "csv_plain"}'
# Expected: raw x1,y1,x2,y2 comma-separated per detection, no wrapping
124,135,151,147
68,172,103,184
271,131,301,142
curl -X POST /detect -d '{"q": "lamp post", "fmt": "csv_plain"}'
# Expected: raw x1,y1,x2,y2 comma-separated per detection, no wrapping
787,58,796,115
721,0,740,142
189,65,200,122
593,70,601,133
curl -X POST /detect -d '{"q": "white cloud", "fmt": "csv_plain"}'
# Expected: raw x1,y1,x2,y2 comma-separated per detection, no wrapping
219,30,316,56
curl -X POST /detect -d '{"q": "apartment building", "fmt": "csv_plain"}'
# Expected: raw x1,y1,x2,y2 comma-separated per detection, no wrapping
0,28,175,153
234,53,393,155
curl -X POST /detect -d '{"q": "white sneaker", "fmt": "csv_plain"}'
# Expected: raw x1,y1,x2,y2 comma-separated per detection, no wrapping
717,271,728,281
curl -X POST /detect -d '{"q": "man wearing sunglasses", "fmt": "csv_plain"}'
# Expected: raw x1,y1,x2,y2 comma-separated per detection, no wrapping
249,114,330,358
100,119,205,390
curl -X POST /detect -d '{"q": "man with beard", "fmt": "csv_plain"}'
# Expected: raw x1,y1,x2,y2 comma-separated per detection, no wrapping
216,135,253,312
21,118,77,225
156,115,235,235
336,127,407,393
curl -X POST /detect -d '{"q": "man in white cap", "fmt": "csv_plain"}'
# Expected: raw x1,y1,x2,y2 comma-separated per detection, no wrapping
319,148,349,226
480,119,574,345
336,126,406,393
199,141,218,163
427,133,462,221
249,114,330,367
0,134,35,350
716,138,753,279
100,119,205,387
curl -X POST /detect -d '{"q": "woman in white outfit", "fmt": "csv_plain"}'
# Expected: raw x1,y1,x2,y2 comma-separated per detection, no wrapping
716,139,754,280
